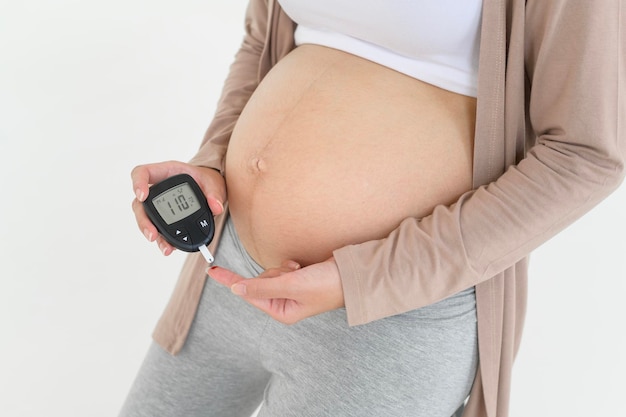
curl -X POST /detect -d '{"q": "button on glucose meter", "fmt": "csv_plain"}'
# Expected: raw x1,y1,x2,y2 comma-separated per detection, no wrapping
143,174,215,263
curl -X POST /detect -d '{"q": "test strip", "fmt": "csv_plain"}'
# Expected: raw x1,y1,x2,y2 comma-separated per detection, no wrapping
199,245,215,264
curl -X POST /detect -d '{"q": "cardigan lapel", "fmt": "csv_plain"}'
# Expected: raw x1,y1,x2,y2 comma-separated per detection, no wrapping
473,0,507,188
471,1,509,416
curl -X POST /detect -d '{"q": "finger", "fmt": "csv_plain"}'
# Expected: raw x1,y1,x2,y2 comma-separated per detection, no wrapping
130,164,155,202
207,266,246,288
155,235,175,256
194,167,226,215
281,260,301,270
231,275,295,299
206,197,225,217
131,197,158,242
257,263,300,279
130,161,184,201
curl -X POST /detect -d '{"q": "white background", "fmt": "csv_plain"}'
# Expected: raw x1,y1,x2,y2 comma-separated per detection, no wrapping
1,1,624,416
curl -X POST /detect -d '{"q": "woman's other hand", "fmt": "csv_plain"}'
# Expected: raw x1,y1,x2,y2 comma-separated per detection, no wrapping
208,258,345,324
130,161,226,255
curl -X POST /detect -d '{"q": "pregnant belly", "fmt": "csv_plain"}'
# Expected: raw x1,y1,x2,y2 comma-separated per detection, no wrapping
225,45,476,268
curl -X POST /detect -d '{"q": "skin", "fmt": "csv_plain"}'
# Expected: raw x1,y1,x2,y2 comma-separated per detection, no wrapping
131,160,345,324
130,48,474,326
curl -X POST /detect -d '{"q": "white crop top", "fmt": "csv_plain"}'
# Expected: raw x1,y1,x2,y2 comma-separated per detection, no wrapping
278,0,483,97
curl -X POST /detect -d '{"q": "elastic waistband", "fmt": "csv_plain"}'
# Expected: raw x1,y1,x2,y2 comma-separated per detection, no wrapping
224,215,265,276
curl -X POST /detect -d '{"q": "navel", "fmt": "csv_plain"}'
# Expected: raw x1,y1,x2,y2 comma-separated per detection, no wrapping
249,156,268,174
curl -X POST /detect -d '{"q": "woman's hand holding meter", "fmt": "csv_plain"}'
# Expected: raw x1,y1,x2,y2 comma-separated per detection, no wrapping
131,161,226,255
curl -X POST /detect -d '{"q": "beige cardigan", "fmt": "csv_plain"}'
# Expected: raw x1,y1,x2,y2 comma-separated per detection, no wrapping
152,1,626,416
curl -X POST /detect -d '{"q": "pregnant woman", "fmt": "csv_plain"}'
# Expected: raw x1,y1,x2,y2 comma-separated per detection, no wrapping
122,1,625,416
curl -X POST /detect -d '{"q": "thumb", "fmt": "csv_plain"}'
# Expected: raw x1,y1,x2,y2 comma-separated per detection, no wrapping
206,197,225,216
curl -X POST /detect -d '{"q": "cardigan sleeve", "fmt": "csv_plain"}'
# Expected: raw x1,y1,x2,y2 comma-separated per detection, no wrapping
187,0,270,173
334,0,626,326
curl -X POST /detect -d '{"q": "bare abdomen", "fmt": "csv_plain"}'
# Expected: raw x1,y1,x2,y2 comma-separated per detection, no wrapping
225,45,476,268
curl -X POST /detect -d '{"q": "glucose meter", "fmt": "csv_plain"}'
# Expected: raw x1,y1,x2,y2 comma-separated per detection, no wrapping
143,174,215,263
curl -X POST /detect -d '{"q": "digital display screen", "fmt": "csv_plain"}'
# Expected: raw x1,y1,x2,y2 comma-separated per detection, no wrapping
152,182,201,225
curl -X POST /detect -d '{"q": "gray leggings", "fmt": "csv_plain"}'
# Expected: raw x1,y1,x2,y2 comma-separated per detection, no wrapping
119,217,478,417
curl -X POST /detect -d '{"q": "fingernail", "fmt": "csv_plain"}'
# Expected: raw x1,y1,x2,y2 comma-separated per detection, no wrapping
159,243,167,255
143,229,153,241
216,200,224,213
231,283,246,296
136,188,145,201
286,260,301,270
